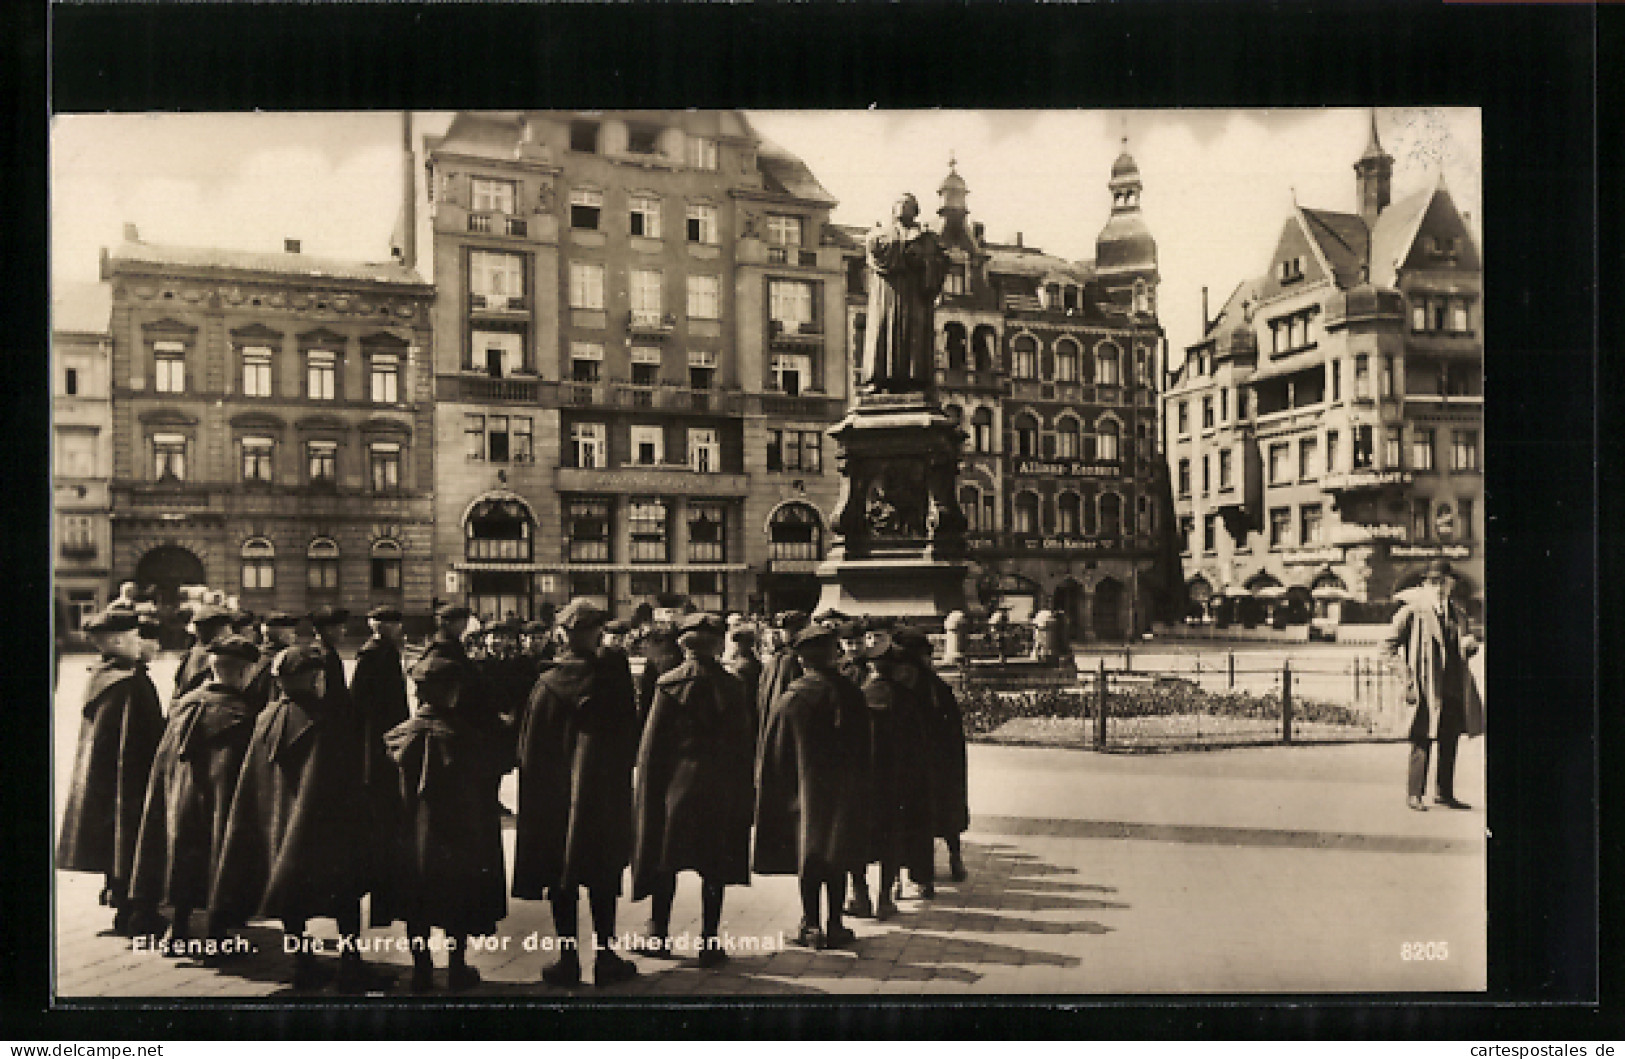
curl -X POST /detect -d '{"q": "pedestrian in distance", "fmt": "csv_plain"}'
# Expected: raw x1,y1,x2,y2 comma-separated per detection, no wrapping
894,627,969,884
754,624,873,951
629,613,755,968
513,600,641,988
208,643,393,992
1384,559,1483,811
57,607,167,937
128,634,262,958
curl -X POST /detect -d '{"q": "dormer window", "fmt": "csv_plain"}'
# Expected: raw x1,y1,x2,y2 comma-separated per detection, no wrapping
1278,256,1305,284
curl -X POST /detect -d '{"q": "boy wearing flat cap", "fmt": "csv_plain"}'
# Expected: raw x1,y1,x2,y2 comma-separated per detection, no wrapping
514,599,641,987
243,613,299,713
210,643,392,992
895,628,969,884
755,610,809,748
172,603,234,708
753,623,873,951
349,605,410,931
629,614,754,967
308,607,352,715
58,608,166,936
129,635,261,956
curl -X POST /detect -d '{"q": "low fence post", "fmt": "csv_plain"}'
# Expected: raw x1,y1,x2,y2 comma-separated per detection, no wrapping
1095,658,1108,749
1227,650,1236,690
1281,659,1293,744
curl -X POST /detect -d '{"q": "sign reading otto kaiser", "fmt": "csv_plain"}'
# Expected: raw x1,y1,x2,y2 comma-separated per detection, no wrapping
1013,459,1122,479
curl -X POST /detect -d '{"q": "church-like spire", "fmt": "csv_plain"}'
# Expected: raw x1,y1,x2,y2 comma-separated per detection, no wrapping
1354,107,1394,224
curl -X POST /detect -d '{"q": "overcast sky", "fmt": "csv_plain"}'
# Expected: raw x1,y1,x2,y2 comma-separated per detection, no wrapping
51,108,1479,358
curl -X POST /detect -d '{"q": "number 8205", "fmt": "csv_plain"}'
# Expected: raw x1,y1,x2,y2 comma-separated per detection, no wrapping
1401,941,1449,961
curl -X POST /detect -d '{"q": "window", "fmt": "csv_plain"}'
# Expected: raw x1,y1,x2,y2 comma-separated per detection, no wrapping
60,514,95,557
630,269,664,323
1457,498,1475,541
686,136,718,170
1013,414,1038,457
1411,300,1427,332
1299,437,1318,481
307,440,337,484
1219,448,1234,490
1099,492,1123,537
1381,355,1395,397
307,350,337,400
1269,507,1291,549
154,342,185,393
1353,425,1375,470
1296,503,1324,546
511,417,533,463
628,499,670,562
569,121,599,153
769,503,823,561
771,353,811,395
571,341,603,383
241,539,275,591
369,442,401,492
1200,454,1210,494
1354,355,1371,399
1011,335,1037,379
767,428,821,473
1269,443,1289,484
471,177,516,214
687,203,718,244
242,346,274,397
370,353,399,403
370,539,403,590
1451,299,1470,333
1057,493,1081,536
1452,430,1479,471
631,425,664,466
470,250,525,303
571,422,606,468
1412,499,1432,542
629,194,661,238
687,274,720,320
570,572,610,599
1177,401,1189,435
1177,458,1191,497
1096,344,1121,386
570,188,603,230
632,361,659,389
1055,339,1079,382
1385,426,1404,468
769,279,815,331
57,431,97,478
688,501,727,562
1413,428,1436,471
465,498,533,561
1238,389,1250,419
688,428,719,473
1330,359,1342,402
465,414,487,461
306,538,340,591
62,355,89,396
943,265,967,297
626,122,662,155
471,330,525,377
1219,387,1229,423
567,498,611,562
153,433,187,481
767,214,802,247
1097,419,1120,461
1325,430,1340,473
242,436,274,484
569,262,605,310
972,408,993,453
1013,493,1039,534
1135,347,1151,386
1203,514,1217,553
1202,395,1214,429
1055,418,1080,459
687,572,725,613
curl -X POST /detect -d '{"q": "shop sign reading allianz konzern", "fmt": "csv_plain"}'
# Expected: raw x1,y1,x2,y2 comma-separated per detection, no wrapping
1011,459,1123,479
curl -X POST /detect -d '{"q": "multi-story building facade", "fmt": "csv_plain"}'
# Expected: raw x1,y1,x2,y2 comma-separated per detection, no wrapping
1166,116,1484,630
839,148,1171,640
101,228,437,634
53,282,115,639
424,111,848,622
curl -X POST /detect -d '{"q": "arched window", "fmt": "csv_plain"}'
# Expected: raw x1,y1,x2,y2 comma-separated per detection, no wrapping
1096,341,1122,386
972,326,998,372
1083,490,1098,535
466,498,533,561
959,485,981,531
241,538,275,591
972,407,994,453
1097,418,1121,461
1055,415,1081,459
1134,345,1151,386
944,322,968,371
768,502,823,562
1013,412,1039,457
1013,491,1040,535
306,537,340,591
1057,492,1082,536
370,538,403,591
1098,492,1124,537
1012,335,1038,379
1055,338,1080,383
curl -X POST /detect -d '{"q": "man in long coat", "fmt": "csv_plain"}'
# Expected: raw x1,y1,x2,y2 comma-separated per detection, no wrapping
129,635,261,955
895,627,969,883
629,614,755,967
1384,560,1483,811
514,600,640,987
208,644,391,992
57,608,166,936
349,605,412,930
755,610,808,747
753,624,873,951
387,605,510,993
172,604,233,708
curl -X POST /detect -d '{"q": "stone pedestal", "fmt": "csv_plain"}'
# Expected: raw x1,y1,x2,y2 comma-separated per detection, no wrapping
814,394,971,627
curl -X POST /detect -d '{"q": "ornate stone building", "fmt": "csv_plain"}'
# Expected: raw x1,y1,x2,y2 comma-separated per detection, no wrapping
1165,114,1484,630
101,229,437,634
424,110,849,622
53,281,114,639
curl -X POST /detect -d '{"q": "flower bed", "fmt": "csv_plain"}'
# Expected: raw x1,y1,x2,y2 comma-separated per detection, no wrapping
957,681,1369,737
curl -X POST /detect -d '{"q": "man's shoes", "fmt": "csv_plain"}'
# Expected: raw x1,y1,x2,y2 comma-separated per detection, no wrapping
843,893,874,919
948,855,968,883
696,942,729,969
823,924,856,950
627,934,678,959
1433,796,1472,810
541,954,582,987
875,896,899,921
793,921,824,950
1407,796,1428,812
447,964,482,991
593,950,639,986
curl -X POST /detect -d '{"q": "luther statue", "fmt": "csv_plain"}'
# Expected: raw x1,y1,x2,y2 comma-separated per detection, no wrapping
859,193,950,395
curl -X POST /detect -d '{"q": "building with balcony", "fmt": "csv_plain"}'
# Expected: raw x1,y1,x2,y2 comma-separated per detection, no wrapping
100,228,437,633
837,147,1172,641
425,111,848,622
1166,114,1484,630
53,281,115,640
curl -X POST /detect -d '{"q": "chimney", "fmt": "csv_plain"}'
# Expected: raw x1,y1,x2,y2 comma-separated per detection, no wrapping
284,238,301,254
1015,232,1023,247
399,111,418,268
1201,285,1209,332
122,222,140,242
